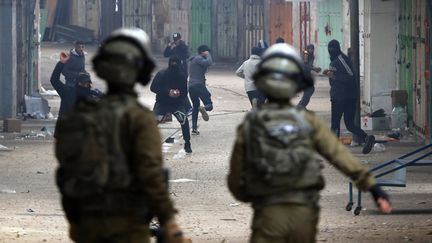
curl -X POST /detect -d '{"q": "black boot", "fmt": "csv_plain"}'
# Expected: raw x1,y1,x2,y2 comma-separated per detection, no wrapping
362,135,375,154
184,141,192,154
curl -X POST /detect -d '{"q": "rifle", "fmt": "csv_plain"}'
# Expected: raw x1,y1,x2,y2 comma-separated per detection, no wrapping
149,168,169,243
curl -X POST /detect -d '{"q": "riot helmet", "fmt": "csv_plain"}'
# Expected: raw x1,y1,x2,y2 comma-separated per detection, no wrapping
92,28,156,87
253,43,314,100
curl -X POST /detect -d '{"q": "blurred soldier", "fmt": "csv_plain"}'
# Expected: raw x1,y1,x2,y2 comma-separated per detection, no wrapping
188,45,213,135
50,53,102,117
62,41,86,87
236,47,266,108
297,44,321,109
151,56,192,153
323,39,375,154
228,43,392,243
54,28,189,243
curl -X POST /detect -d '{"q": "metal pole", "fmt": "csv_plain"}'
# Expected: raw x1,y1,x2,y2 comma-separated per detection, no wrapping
350,0,361,141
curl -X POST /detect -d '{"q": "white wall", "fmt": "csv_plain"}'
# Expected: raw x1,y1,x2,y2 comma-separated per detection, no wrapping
362,0,398,114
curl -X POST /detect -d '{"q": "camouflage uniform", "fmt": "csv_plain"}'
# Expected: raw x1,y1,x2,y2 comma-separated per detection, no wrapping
61,94,176,243
228,103,375,243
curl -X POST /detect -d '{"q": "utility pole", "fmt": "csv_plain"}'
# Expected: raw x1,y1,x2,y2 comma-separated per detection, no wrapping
350,0,361,141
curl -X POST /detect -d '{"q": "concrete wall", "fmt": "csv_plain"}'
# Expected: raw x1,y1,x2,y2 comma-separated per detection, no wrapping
70,0,101,38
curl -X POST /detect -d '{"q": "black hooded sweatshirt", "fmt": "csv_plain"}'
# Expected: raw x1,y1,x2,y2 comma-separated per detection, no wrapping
327,40,358,101
150,56,188,106
50,62,102,116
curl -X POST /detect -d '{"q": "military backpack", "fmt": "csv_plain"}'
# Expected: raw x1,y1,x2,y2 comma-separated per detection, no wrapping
242,106,316,197
55,96,135,198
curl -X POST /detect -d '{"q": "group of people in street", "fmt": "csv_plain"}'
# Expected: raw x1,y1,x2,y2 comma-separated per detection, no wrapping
236,37,375,154
51,27,390,243
153,33,214,153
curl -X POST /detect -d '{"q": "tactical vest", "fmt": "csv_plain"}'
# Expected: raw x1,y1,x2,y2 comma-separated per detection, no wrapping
55,95,136,199
242,106,322,198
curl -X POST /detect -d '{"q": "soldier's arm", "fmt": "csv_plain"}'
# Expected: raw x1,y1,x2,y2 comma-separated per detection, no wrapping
227,124,249,202
131,108,177,224
305,112,375,191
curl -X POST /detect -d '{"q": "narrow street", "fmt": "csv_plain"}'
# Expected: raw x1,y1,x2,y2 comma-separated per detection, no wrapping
0,44,432,243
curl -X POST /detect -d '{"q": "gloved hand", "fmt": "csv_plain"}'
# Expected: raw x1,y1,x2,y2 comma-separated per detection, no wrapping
370,185,392,214
163,220,192,243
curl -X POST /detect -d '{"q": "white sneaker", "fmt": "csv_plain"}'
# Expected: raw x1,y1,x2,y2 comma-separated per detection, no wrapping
350,140,361,147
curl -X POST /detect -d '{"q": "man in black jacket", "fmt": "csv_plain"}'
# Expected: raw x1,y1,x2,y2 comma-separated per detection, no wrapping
324,39,375,154
163,33,189,75
163,33,192,114
151,56,192,153
62,41,86,87
51,52,102,117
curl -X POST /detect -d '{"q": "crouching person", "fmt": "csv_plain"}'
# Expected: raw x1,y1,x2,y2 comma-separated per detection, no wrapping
151,56,192,153
228,43,392,243
54,28,190,243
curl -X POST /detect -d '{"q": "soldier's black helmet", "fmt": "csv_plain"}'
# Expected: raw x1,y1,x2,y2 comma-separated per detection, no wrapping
253,43,314,100
92,28,156,86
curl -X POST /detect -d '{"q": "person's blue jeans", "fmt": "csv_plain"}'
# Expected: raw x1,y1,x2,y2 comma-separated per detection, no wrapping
189,83,213,130
331,98,367,143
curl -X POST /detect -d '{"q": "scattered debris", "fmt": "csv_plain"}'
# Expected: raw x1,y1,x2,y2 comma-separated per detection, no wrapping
165,137,175,143
169,179,197,183
14,131,53,140
24,95,50,119
0,189,16,194
41,126,55,136
173,149,186,159
387,132,402,140
0,144,13,152
403,236,413,241
39,86,58,96
373,143,386,153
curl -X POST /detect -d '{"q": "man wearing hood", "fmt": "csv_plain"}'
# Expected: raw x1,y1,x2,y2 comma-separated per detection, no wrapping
50,52,103,117
62,41,86,87
151,56,192,153
324,39,375,154
236,47,266,107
